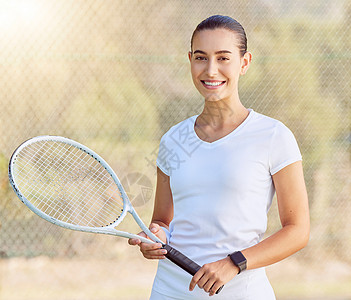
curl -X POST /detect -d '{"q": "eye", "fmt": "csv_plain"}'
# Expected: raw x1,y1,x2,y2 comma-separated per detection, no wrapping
194,56,207,61
218,56,230,61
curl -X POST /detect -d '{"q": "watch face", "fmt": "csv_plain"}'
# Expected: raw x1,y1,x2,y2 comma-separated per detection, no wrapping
230,251,247,272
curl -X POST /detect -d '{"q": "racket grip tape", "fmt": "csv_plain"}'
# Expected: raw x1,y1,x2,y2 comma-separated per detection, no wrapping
162,244,224,294
162,244,200,275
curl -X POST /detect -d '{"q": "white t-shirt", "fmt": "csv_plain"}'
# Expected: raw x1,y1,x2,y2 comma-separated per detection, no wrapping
151,109,302,299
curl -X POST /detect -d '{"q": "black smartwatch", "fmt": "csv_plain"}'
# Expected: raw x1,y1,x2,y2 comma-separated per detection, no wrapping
228,251,247,274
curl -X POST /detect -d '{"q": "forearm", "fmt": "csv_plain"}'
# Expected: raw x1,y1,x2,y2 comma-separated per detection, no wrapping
242,223,309,270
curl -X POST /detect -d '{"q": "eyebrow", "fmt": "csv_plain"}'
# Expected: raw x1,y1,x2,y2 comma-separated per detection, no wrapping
193,50,232,55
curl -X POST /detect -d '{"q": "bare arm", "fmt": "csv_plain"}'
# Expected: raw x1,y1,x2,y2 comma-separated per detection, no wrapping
151,167,174,230
241,160,310,269
128,167,173,258
190,161,310,295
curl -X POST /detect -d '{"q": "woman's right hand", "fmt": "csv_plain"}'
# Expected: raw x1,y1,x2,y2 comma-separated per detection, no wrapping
128,223,168,259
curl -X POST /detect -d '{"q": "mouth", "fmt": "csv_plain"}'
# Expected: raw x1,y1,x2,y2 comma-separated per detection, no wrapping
201,80,226,89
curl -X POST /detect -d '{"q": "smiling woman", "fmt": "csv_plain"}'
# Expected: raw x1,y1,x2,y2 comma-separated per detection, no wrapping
128,15,310,300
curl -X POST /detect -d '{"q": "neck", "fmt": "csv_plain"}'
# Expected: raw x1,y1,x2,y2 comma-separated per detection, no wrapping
197,97,248,128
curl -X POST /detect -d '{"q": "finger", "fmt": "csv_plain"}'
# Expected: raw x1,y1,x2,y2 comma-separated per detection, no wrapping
139,242,165,256
129,229,150,246
128,238,141,246
141,244,167,259
137,231,148,238
197,273,212,291
149,223,161,234
142,252,167,259
209,282,222,297
202,277,216,293
139,242,162,252
189,268,204,291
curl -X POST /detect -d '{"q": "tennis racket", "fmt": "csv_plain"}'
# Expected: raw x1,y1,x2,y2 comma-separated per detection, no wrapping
8,135,223,294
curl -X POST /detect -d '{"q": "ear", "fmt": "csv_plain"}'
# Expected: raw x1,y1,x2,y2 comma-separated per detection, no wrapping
188,51,192,62
240,52,252,75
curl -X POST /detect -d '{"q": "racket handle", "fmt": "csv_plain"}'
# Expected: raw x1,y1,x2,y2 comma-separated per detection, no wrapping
163,244,200,275
162,244,224,294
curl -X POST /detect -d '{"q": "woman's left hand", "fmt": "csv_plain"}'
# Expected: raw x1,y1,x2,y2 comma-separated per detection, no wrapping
189,256,239,296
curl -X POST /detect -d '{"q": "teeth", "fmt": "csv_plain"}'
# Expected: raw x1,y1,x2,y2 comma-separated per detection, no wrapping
203,81,224,86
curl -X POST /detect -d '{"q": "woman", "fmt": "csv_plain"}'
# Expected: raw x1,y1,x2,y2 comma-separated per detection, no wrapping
129,15,310,299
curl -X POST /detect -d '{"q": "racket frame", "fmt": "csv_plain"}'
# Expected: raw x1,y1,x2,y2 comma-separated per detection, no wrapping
8,135,160,244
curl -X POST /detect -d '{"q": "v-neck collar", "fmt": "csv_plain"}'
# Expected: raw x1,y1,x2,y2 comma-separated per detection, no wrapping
192,109,254,147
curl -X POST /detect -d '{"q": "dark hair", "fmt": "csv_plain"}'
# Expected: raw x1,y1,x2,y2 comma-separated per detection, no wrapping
190,15,247,57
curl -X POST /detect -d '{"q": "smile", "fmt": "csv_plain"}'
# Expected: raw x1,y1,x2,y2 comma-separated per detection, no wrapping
201,80,226,88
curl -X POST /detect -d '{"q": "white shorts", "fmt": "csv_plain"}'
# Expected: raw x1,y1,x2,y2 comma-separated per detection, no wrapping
150,268,276,300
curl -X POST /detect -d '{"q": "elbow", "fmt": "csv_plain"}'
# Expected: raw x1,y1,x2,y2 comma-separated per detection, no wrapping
301,218,310,249
300,230,310,250
296,223,310,251
283,221,310,252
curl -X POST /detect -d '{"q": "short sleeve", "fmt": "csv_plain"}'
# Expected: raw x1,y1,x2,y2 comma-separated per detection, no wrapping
269,122,302,175
156,134,171,176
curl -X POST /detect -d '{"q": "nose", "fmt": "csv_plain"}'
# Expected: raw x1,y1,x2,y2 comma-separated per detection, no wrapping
206,58,218,77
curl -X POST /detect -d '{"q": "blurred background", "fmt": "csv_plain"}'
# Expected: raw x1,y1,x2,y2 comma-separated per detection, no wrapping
0,0,350,299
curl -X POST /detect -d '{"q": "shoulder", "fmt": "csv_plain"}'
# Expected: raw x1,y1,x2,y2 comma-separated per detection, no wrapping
251,111,284,128
159,115,198,143
252,112,302,174
156,115,198,176
249,110,294,137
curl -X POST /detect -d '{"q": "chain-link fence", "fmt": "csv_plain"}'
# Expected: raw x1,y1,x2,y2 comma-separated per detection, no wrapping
0,0,350,299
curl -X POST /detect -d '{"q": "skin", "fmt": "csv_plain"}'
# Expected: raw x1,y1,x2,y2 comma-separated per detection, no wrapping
129,28,310,297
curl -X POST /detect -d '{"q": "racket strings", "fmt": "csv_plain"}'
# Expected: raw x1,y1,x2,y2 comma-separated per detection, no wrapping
18,143,123,225
13,140,125,227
